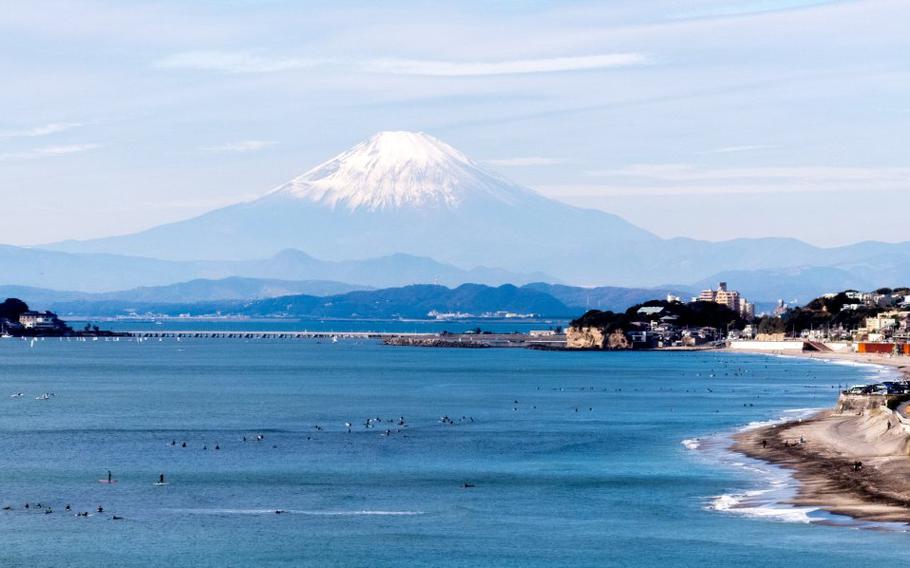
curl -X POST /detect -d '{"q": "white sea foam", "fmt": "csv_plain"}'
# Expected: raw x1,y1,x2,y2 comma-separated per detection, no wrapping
681,438,700,450
683,404,830,525
739,417,788,432
794,355,901,382
701,442,822,524
738,407,822,432
780,407,822,415
710,491,817,524
692,354,910,531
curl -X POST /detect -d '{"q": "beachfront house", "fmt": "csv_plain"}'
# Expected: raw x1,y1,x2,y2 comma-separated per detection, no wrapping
19,310,63,330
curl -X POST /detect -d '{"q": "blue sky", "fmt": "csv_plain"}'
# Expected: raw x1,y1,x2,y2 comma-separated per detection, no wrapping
1,0,907,247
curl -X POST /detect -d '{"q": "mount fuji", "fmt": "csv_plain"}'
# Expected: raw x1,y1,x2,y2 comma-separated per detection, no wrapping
46,131,910,288
48,131,659,281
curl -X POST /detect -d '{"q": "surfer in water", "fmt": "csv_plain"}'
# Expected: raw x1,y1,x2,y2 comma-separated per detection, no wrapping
159,473,165,484
107,470,112,483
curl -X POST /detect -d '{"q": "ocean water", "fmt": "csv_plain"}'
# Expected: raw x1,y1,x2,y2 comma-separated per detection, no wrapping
0,337,907,567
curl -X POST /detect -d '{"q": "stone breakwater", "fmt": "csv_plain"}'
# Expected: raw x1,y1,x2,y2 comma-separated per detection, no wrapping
383,337,491,348
383,333,567,349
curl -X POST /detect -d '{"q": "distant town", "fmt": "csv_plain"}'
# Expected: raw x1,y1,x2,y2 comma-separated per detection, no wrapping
389,282,910,354
566,282,910,354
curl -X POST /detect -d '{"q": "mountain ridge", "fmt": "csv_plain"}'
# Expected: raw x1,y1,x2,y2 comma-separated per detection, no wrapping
31,131,910,290
41,131,658,271
0,245,552,293
10,280,687,319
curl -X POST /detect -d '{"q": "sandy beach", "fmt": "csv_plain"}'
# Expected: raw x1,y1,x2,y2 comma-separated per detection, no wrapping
728,348,910,522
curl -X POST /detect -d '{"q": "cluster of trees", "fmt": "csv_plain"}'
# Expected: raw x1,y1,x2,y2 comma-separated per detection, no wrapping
570,299,745,332
753,288,909,337
0,298,28,321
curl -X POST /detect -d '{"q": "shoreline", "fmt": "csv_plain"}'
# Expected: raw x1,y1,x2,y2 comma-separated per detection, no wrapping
725,347,910,374
724,347,910,523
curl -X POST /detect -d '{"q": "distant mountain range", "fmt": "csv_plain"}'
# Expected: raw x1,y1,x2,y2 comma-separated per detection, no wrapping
0,278,370,306
9,131,909,298
688,266,877,304
522,283,685,312
0,245,551,293
18,279,688,319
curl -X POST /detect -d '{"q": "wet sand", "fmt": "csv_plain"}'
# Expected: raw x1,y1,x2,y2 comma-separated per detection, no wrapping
729,348,910,523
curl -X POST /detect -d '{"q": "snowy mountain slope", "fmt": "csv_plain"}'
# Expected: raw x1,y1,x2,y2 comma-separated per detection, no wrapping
267,131,536,210
46,131,657,276
42,131,910,287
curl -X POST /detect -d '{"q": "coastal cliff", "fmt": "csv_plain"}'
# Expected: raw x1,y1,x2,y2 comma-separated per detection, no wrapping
565,326,630,349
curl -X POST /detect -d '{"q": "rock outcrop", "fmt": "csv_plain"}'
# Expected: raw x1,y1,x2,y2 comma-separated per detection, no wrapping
565,326,606,349
565,326,630,350
607,329,631,350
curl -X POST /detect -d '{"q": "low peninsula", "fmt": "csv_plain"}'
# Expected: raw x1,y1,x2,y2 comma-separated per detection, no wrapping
0,297,121,338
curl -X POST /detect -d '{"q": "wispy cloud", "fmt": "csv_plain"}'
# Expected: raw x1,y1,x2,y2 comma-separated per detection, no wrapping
697,144,777,154
539,163,910,197
365,53,649,76
155,50,649,76
586,164,910,184
155,51,324,73
0,143,100,162
0,122,82,139
670,0,840,20
486,157,565,167
201,140,276,153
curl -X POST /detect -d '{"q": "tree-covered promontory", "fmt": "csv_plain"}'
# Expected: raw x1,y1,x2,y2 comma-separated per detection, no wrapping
570,299,744,331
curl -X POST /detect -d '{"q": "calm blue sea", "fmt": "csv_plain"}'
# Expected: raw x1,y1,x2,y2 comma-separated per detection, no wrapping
0,337,907,567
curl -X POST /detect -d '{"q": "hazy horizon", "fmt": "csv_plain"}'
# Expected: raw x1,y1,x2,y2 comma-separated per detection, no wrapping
3,0,908,248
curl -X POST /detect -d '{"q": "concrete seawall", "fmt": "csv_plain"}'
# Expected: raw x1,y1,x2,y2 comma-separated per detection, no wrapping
836,392,908,414
728,340,807,352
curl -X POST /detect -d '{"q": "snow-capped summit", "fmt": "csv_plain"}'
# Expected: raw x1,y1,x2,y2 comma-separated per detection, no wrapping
267,131,530,210
38,131,910,289
45,131,659,282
